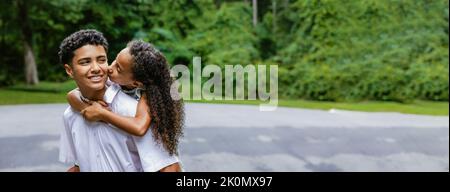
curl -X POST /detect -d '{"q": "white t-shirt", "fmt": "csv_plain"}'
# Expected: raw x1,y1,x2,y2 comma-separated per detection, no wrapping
59,83,179,172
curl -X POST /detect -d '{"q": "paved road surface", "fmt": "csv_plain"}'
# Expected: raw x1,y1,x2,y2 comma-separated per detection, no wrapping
0,103,448,171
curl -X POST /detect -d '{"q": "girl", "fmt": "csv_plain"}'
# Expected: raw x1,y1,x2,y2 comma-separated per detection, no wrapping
67,40,184,172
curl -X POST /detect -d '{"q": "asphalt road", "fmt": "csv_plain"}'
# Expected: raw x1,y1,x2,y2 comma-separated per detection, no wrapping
0,103,448,172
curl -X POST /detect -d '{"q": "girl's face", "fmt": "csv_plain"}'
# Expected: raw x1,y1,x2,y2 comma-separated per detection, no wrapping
108,48,138,88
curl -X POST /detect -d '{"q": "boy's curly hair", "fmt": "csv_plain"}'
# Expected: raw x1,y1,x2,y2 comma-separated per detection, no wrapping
128,40,184,156
58,29,108,65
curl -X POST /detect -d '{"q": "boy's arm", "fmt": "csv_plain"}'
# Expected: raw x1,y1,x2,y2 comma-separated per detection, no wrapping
83,94,151,136
67,89,90,112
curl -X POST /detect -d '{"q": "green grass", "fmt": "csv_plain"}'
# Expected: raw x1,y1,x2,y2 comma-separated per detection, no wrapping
7,81,77,93
0,81,76,105
0,81,448,116
0,89,67,105
187,99,449,116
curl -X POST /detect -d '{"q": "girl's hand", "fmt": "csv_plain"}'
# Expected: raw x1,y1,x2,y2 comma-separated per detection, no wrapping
84,99,108,108
81,101,110,122
159,163,182,172
67,165,80,172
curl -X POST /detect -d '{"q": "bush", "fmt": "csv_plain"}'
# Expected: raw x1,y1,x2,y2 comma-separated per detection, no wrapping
276,0,449,102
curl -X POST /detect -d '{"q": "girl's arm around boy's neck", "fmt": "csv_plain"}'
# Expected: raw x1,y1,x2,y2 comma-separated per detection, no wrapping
68,89,152,137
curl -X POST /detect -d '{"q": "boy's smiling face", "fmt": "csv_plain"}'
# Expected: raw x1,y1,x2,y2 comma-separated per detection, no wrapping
64,44,108,95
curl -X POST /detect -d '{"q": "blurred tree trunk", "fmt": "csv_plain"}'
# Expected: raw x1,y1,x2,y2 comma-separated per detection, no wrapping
214,0,221,9
252,0,258,27
272,0,277,33
17,0,39,85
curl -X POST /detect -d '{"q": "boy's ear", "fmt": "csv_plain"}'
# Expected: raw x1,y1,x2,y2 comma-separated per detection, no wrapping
133,81,144,88
64,64,74,78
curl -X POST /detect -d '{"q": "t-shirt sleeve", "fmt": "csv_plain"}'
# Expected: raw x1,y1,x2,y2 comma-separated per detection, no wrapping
58,109,78,165
132,130,179,172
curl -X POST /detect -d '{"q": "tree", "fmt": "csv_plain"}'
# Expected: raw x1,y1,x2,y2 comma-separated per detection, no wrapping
17,0,38,85
2,0,85,85
253,0,258,27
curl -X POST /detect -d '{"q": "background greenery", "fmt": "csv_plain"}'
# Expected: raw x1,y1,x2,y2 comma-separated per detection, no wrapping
0,0,448,104
1,80,447,115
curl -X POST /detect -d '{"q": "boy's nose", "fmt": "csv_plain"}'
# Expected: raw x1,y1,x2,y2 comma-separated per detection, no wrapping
91,62,101,73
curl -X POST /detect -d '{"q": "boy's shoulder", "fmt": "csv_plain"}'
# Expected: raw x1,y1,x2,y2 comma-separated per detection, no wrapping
63,106,81,122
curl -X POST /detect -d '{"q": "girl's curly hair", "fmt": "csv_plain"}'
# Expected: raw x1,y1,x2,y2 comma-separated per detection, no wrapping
128,40,184,156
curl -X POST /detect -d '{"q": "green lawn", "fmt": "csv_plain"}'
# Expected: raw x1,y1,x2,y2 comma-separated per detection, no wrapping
0,89,67,104
190,99,448,116
7,81,77,93
0,81,448,116
0,81,75,105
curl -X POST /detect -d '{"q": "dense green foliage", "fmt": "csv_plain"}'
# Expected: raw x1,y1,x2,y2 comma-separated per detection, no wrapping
276,0,449,102
0,0,448,102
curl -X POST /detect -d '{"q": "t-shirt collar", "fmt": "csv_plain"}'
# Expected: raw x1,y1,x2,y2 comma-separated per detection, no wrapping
103,83,121,104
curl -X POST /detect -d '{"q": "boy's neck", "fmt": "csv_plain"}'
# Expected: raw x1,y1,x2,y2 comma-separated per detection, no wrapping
78,86,107,101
